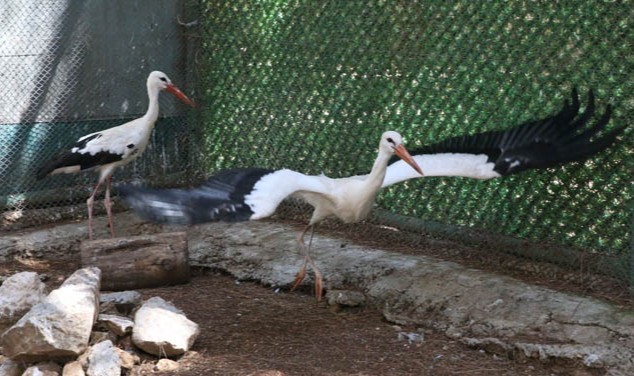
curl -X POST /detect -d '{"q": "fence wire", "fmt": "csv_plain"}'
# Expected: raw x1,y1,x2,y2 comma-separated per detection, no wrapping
0,0,197,228
195,1,632,281
1,1,632,284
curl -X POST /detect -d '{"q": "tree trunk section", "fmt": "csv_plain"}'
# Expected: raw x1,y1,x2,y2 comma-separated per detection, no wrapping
80,232,190,291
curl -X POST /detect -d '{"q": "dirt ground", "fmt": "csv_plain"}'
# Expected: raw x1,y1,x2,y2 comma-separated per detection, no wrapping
3,208,630,375
0,256,606,376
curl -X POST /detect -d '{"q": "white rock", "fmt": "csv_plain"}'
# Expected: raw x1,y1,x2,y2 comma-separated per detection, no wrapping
89,331,116,346
86,340,120,376
98,314,134,336
114,348,139,370
76,350,90,369
62,361,85,376
154,358,179,372
397,331,425,344
0,272,47,332
1,268,101,362
0,359,24,376
325,290,366,307
22,362,62,376
98,301,119,315
132,297,199,357
584,353,602,367
99,291,142,315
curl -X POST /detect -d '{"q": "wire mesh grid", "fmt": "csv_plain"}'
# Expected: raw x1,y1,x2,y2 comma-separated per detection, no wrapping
1,0,199,229
195,1,632,282
1,1,632,284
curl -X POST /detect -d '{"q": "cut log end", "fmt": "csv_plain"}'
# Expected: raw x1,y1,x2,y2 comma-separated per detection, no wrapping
80,232,190,291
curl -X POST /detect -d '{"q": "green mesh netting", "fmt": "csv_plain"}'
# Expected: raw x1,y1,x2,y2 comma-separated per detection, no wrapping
0,1,197,229
2,1,632,284
196,1,632,271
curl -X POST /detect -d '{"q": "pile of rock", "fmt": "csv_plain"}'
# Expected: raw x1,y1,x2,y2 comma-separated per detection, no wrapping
0,268,199,376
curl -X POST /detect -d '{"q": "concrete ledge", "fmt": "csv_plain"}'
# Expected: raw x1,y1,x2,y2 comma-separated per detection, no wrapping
2,213,633,374
187,220,634,375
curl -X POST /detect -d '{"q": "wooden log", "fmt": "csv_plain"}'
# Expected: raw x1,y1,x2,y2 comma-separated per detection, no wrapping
80,232,190,291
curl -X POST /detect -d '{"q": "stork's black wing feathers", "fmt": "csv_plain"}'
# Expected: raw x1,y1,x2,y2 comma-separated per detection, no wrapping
118,168,275,225
36,150,123,180
36,133,123,180
393,89,624,176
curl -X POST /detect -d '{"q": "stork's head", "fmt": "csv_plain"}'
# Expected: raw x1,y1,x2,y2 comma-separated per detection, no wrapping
147,71,196,107
381,131,423,176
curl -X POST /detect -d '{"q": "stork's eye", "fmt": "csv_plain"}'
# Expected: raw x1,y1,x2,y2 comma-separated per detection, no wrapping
386,137,394,144
159,77,167,82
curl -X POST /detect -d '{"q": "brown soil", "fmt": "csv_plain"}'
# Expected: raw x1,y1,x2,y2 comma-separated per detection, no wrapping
0,258,604,376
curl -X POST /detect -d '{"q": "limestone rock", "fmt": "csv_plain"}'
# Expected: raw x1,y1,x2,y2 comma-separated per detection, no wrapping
85,340,120,376
0,359,24,376
132,297,199,357
98,301,119,315
0,272,47,332
22,362,62,376
1,268,101,362
99,291,142,315
114,348,139,370
89,331,117,346
154,358,179,372
62,361,85,376
98,314,134,336
326,290,365,307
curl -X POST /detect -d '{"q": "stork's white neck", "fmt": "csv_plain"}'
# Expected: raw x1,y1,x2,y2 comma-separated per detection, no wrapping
365,148,391,190
143,84,161,125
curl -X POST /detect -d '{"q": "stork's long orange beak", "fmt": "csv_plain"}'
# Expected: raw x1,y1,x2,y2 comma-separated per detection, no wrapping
166,84,196,108
394,144,424,176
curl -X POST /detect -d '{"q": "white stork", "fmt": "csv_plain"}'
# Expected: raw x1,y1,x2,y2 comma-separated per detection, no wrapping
37,71,195,240
119,131,423,300
118,89,624,300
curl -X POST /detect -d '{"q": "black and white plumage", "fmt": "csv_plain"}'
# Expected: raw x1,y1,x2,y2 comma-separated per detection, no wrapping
120,89,624,299
382,89,620,187
37,71,195,240
120,131,423,300
120,168,277,225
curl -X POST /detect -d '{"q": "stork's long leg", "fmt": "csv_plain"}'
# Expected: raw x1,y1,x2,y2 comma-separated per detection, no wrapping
104,176,116,238
86,180,103,240
292,224,324,301
291,225,311,290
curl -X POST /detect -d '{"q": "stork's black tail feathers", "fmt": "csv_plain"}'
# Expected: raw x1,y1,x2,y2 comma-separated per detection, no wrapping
118,168,274,225
399,89,625,176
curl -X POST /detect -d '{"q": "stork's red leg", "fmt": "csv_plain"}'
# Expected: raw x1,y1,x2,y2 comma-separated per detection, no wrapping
104,176,115,238
86,180,103,240
292,225,311,290
292,225,324,301
305,228,323,301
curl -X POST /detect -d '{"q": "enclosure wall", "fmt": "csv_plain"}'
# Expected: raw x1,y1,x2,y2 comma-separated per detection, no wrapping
196,2,632,280
1,0,198,226
1,1,632,284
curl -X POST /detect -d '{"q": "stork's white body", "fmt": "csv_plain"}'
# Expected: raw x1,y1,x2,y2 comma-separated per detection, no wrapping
54,111,158,181
246,154,390,225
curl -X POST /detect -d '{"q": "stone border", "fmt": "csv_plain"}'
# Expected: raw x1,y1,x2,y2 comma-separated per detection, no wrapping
2,213,633,374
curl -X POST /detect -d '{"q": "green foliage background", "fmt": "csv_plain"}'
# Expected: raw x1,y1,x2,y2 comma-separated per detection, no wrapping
195,1,632,268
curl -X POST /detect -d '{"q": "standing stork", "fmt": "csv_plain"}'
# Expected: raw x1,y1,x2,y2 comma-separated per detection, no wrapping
37,71,196,240
119,89,624,300
119,131,424,300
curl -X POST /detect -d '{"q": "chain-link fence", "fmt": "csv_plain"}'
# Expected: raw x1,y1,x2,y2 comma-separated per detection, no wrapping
195,1,632,282
1,1,632,284
1,0,198,228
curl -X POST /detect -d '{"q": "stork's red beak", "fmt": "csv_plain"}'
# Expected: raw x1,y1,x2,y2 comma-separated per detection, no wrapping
166,84,196,108
394,144,424,176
